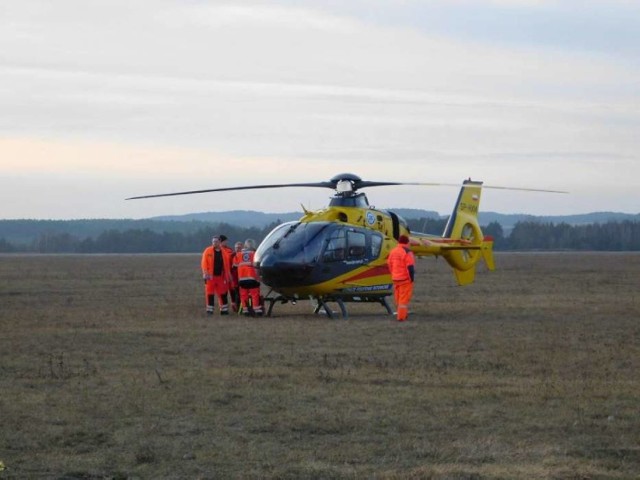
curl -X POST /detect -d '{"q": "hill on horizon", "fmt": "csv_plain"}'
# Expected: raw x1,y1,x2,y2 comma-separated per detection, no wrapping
152,209,640,229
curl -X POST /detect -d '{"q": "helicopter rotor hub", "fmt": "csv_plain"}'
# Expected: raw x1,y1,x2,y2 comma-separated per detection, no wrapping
335,179,355,195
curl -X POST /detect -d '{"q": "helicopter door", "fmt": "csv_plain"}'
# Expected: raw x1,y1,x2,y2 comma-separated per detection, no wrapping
388,211,401,240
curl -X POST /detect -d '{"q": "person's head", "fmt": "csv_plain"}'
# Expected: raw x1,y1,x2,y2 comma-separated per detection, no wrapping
211,236,221,248
219,234,228,245
234,241,243,252
398,235,409,245
244,238,256,250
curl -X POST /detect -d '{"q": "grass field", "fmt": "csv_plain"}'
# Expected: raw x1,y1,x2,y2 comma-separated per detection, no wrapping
0,253,639,479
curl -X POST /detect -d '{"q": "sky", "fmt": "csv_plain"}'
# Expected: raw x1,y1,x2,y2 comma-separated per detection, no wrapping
1,0,639,220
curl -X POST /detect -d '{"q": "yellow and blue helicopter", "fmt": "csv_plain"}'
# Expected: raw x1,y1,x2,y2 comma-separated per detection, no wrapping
128,173,564,317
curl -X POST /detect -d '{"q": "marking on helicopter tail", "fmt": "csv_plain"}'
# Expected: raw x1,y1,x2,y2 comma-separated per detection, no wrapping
460,202,478,213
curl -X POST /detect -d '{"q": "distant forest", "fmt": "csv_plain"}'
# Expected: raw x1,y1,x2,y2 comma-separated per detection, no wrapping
1,217,639,252
409,218,640,251
0,221,278,254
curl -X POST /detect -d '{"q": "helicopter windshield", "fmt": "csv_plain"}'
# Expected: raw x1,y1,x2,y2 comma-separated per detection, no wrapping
257,221,298,253
256,220,385,268
255,221,332,265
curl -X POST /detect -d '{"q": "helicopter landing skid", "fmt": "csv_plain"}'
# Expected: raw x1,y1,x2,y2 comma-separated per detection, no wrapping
312,298,347,319
263,293,394,319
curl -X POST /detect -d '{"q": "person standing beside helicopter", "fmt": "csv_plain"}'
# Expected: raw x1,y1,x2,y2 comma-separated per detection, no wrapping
219,234,234,265
230,240,244,312
387,235,415,322
219,234,238,312
233,238,263,317
201,236,232,315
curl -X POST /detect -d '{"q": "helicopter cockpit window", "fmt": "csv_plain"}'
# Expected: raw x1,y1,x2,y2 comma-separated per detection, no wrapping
346,231,366,259
320,227,379,263
371,233,383,258
322,229,347,263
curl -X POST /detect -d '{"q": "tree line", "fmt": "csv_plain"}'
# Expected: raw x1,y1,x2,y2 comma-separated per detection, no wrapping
0,222,281,253
404,218,640,251
1,218,639,253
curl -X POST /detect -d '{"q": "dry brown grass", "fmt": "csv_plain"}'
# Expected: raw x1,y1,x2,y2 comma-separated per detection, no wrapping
0,252,639,479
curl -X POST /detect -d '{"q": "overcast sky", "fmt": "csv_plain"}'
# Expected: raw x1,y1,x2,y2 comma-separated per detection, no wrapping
1,0,639,219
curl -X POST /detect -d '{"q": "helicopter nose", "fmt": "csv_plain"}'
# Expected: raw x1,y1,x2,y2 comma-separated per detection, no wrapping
257,253,314,288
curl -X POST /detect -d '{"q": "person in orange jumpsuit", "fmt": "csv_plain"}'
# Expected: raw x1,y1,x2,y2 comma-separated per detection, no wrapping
230,241,244,312
201,236,232,315
386,235,415,322
219,235,238,312
232,238,263,317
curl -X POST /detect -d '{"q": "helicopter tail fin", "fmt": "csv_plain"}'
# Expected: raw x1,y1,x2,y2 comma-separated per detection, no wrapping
441,180,494,285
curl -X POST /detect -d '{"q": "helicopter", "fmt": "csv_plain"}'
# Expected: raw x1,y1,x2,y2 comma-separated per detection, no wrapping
127,173,565,318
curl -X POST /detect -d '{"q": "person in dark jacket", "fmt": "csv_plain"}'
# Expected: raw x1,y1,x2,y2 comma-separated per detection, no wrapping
201,236,232,315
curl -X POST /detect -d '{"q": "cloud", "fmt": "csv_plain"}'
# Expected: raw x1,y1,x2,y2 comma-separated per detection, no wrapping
284,0,640,56
1,1,639,218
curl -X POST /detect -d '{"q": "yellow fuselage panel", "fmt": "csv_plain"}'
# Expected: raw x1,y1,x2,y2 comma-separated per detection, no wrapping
300,207,395,237
276,261,392,298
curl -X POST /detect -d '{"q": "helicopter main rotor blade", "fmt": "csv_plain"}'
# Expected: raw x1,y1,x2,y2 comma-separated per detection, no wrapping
126,182,335,200
355,181,412,189
481,184,568,194
393,182,569,194
126,171,568,200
